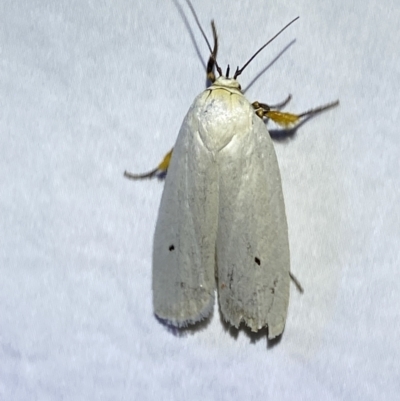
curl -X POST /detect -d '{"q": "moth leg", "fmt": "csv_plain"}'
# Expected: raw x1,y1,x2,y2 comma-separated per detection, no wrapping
289,272,304,293
124,149,173,180
252,99,339,128
268,94,292,110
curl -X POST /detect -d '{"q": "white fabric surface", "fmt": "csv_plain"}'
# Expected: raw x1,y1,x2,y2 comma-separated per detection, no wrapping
1,0,399,400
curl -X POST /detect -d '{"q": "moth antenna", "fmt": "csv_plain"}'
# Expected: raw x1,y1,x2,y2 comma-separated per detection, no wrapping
234,16,299,79
186,0,222,76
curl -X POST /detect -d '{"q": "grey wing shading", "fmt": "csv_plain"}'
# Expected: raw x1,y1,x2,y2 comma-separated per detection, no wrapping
152,111,218,327
216,113,290,339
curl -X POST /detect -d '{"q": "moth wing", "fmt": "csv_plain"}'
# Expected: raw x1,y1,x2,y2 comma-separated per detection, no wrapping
217,112,290,339
152,108,218,327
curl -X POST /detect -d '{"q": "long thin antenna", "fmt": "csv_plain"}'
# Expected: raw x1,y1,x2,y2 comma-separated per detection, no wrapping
186,0,222,76
207,21,221,81
234,16,299,79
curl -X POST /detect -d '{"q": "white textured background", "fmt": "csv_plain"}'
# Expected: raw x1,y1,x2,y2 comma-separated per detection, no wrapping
1,0,399,400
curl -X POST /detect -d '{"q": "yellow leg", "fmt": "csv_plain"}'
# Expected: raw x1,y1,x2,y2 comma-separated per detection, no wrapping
124,149,173,180
253,99,339,128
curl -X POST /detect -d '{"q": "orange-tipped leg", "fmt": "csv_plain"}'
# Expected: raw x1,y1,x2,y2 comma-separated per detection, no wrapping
124,149,173,180
253,99,339,128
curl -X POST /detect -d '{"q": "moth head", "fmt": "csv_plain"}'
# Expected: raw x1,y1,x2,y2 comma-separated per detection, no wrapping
213,76,242,91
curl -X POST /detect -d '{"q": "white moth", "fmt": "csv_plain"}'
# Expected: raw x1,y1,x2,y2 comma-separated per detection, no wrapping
125,3,338,339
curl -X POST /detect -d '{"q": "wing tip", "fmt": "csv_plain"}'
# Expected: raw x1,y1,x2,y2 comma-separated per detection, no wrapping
154,295,215,329
220,308,286,339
